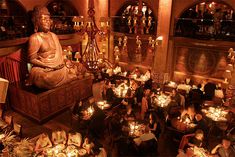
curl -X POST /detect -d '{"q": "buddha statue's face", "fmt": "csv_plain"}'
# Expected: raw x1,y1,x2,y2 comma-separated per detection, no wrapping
39,14,51,33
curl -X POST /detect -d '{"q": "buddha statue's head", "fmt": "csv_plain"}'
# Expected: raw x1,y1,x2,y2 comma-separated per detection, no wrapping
32,6,52,33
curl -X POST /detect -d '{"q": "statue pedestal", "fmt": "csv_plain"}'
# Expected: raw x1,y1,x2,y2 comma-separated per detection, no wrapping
8,77,93,123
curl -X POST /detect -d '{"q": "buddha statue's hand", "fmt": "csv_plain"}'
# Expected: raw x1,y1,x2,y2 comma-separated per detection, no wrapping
53,64,65,70
43,64,64,72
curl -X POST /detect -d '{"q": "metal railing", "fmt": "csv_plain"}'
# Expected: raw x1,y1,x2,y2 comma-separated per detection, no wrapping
0,16,76,41
174,18,235,41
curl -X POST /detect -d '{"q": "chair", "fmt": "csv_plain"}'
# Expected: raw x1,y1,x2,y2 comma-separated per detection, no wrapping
13,123,22,137
70,103,79,127
203,100,214,107
4,115,12,126
180,94,185,109
0,109,3,119
88,97,95,105
179,133,195,150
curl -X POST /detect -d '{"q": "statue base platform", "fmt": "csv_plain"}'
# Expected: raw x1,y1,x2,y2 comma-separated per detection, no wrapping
8,77,93,123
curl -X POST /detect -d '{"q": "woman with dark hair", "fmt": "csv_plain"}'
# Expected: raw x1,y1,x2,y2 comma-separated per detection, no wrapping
148,112,161,138
211,137,235,157
140,89,150,120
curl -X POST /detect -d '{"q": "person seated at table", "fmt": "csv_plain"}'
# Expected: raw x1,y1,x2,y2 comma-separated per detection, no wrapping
214,83,224,99
144,69,151,81
67,132,82,147
113,64,121,75
122,88,134,107
148,112,161,138
195,114,208,135
188,129,204,147
188,84,204,112
181,105,196,122
227,127,235,143
135,81,144,106
167,89,182,117
169,88,181,107
106,67,113,77
124,105,135,121
130,79,137,91
185,78,193,86
131,67,141,78
144,77,153,89
82,137,95,154
105,80,115,103
102,79,109,100
72,101,84,117
211,137,235,157
35,133,52,152
95,147,107,157
203,80,216,101
134,127,157,146
149,90,157,108
177,146,194,157
141,89,150,120
51,129,67,145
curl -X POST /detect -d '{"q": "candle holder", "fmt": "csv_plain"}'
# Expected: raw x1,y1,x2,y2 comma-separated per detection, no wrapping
148,36,163,51
127,1,153,35
72,0,111,72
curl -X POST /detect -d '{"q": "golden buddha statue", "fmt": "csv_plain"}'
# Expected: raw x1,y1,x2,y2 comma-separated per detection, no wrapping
27,6,83,89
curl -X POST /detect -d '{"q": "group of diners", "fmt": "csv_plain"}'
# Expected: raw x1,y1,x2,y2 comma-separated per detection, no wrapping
34,130,107,157
71,65,234,156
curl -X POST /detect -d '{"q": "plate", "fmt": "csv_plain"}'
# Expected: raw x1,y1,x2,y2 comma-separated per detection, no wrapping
54,144,65,151
78,148,87,156
66,145,77,153
57,153,66,157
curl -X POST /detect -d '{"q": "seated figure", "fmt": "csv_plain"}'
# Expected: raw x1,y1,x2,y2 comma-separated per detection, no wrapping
188,129,204,148
27,6,85,89
82,137,94,154
211,137,235,157
51,130,67,145
35,133,52,152
67,132,82,147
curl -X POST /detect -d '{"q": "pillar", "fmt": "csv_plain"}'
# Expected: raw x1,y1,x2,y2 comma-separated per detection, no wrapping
153,0,173,73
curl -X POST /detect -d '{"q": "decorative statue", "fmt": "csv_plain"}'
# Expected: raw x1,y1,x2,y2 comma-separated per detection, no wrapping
27,6,84,89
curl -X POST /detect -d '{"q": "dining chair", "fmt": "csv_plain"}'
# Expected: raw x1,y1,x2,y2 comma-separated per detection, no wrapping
179,133,195,150
0,109,3,119
4,115,12,126
13,123,22,137
70,102,79,127
88,97,95,105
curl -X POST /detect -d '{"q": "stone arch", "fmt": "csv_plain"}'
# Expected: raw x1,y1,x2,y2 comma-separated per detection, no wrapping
45,0,79,16
113,0,157,34
176,0,234,19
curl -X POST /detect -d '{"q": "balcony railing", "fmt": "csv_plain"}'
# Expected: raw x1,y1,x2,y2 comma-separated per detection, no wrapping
174,18,235,41
0,16,76,41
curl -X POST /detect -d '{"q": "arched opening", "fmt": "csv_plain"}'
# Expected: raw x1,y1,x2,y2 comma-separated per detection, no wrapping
46,0,79,34
111,1,157,67
175,1,235,41
113,1,157,34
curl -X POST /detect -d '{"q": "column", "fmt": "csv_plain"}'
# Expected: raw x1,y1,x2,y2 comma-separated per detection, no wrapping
153,0,173,73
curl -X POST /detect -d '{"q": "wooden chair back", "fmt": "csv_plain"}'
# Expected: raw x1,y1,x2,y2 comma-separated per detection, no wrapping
0,109,3,119
179,133,195,150
4,115,12,126
88,97,95,105
70,102,79,127
13,123,22,137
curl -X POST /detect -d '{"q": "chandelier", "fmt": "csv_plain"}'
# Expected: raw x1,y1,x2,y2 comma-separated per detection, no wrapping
125,0,154,34
72,0,110,72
